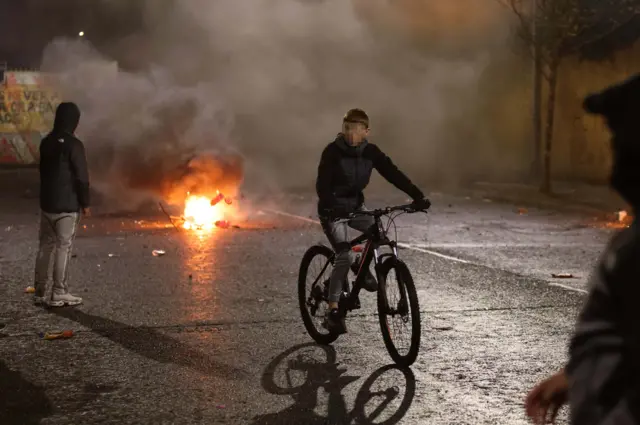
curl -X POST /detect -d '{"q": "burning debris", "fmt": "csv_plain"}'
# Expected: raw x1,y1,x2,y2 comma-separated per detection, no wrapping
590,209,633,229
182,192,236,230
616,210,629,222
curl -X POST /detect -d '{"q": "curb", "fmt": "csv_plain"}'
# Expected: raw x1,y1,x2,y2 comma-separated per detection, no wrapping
454,186,627,217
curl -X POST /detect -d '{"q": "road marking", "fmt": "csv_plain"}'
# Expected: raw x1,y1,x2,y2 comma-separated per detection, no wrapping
396,243,471,264
267,209,471,263
410,242,603,249
548,282,588,294
265,209,320,224
269,209,589,295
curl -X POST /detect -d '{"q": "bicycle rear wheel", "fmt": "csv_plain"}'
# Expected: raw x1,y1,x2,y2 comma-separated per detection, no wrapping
298,244,340,345
377,258,421,367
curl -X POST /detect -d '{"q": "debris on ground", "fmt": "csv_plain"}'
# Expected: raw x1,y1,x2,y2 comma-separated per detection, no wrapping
517,207,528,215
210,192,225,206
552,273,574,279
40,330,74,340
4,226,12,231
24,286,35,294
215,220,230,229
152,250,166,257
108,253,118,258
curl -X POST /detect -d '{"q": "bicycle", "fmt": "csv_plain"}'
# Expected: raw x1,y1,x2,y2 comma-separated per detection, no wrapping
298,202,428,367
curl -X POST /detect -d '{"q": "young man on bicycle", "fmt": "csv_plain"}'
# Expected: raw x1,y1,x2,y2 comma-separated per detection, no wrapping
316,108,430,334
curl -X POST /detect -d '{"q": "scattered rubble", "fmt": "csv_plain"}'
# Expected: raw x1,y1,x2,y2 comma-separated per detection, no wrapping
215,220,230,229
40,330,74,340
152,250,166,257
552,273,574,279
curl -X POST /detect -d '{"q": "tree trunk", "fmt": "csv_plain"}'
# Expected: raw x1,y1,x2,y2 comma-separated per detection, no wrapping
530,0,542,182
541,56,559,194
531,46,543,182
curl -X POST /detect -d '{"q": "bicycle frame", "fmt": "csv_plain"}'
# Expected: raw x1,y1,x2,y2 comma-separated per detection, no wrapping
341,214,399,311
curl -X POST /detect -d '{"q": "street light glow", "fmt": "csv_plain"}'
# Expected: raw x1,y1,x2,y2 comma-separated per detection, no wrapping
79,31,85,37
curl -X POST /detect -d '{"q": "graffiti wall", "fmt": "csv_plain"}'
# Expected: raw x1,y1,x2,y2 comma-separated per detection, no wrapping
0,71,61,164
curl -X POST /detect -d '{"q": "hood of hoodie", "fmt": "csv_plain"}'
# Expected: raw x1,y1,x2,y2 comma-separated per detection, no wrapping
583,77,640,210
53,102,81,134
335,133,368,157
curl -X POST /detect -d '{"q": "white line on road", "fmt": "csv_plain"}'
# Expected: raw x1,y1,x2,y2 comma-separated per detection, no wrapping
548,282,589,294
410,242,603,249
269,209,589,295
265,209,320,224
267,209,471,264
396,243,471,264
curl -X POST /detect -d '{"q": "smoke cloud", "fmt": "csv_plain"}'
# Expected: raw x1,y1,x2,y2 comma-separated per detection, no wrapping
40,0,520,211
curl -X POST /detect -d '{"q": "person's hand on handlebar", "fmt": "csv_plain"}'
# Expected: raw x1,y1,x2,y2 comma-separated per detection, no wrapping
410,198,431,211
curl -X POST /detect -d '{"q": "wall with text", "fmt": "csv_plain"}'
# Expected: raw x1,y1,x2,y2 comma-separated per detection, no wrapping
0,71,61,164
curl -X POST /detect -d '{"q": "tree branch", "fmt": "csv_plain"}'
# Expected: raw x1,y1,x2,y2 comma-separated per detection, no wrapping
562,12,640,55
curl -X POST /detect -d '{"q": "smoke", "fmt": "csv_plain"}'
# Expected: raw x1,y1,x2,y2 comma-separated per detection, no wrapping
40,0,518,211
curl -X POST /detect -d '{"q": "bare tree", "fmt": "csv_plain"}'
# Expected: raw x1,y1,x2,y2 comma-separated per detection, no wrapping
501,0,640,193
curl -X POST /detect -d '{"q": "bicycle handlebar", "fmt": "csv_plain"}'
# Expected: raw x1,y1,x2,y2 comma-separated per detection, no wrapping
330,202,429,221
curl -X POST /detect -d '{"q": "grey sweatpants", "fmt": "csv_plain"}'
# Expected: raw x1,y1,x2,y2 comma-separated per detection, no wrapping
321,212,375,304
34,211,80,297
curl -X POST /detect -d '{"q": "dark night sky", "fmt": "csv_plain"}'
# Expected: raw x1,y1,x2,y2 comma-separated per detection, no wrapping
0,0,144,69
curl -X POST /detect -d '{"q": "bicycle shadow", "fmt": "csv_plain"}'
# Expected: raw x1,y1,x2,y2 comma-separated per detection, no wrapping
250,343,416,425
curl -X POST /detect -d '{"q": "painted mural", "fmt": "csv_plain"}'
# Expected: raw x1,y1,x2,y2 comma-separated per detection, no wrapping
0,71,61,164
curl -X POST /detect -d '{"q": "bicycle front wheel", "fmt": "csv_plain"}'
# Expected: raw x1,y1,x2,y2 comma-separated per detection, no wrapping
298,244,340,345
377,258,421,367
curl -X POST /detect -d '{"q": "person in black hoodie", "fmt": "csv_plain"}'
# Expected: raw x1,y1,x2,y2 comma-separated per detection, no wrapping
316,108,430,333
525,74,640,424
33,102,90,308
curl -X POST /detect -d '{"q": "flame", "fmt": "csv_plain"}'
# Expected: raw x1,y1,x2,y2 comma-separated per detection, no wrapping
183,194,226,230
617,210,628,222
591,209,633,229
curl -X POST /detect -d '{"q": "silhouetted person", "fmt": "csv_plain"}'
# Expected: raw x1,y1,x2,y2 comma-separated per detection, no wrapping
525,73,640,424
34,102,90,307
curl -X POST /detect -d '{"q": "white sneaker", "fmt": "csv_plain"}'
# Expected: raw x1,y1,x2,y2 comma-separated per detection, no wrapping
48,292,83,307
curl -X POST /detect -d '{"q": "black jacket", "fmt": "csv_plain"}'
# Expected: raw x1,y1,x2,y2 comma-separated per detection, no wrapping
567,223,640,425
39,102,90,213
316,134,424,217
566,75,640,424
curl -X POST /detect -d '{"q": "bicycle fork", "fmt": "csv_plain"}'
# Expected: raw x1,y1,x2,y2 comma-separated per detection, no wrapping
375,248,410,319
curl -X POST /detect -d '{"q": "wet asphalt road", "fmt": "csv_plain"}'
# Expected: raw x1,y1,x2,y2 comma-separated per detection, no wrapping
0,186,619,424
